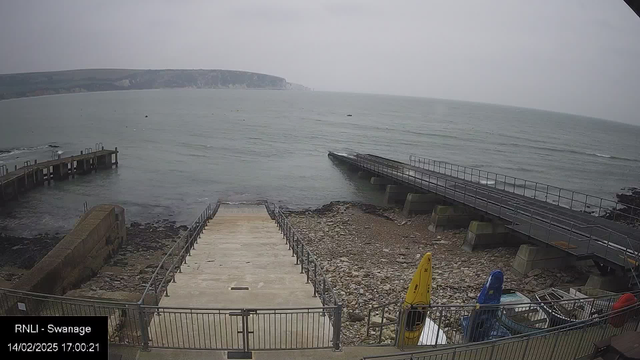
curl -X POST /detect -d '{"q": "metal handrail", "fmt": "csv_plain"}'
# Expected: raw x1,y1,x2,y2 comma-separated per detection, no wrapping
363,302,640,359
342,153,638,269
139,202,219,304
366,288,640,345
410,155,640,222
269,203,341,308
0,286,138,306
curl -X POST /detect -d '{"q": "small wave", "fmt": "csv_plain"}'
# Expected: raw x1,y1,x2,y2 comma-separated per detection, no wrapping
588,152,612,158
0,144,59,157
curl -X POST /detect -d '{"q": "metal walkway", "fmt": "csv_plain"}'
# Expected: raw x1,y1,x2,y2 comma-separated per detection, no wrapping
328,152,640,272
145,203,337,352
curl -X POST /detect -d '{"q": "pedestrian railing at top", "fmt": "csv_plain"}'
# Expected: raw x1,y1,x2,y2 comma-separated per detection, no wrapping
366,289,640,349
409,155,640,223
0,287,145,346
345,154,639,270
362,302,640,360
268,203,341,309
140,202,220,305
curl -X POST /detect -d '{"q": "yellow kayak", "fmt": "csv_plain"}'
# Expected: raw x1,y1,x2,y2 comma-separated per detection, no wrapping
402,253,432,346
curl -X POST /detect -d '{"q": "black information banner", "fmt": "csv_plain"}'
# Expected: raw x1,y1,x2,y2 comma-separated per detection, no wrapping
0,316,108,360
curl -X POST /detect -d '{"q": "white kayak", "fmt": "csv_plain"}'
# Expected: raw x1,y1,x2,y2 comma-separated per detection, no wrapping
418,317,447,345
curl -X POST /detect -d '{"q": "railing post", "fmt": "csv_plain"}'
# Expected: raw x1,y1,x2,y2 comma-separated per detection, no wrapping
313,262,317,296
300,244,304,272
333,304,342,351
570,191,575,210
397,307,406,350
520,337,531,360
306,251,310,283
322,278,327,305
138,304,150,351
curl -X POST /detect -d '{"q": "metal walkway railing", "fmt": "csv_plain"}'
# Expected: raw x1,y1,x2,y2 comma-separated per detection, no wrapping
365,290,640,349
140,202,220,305
362,303,640,360
0,201,343,352
409,156,640,223
328,152,640,273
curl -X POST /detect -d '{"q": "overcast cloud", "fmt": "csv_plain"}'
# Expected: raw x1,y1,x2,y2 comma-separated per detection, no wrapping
1,0,639,124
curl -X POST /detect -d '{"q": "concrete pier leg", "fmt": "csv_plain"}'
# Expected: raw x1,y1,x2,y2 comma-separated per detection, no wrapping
47,167,51,185
402,193,442,216
462,221,511,252
584,274,628,292
52,164,65,181
512,244,575,275
358,171,372,179
383,185,410,206
428,205,472,232
115,147,118,168
370,177,393,187
77,160,86,174
36,169,44,185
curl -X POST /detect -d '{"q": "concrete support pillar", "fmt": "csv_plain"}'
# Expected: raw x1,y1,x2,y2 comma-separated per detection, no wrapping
463,221,511,252
52,164,65,181
370,177,394,186
512,244,575,275
76,160,87,174
36,169,45,185
25,170,34,189
428,205,472,232
403,193,442,216
584,274,628,292
383,185,410,206
97,154,112,169
358,171,372,179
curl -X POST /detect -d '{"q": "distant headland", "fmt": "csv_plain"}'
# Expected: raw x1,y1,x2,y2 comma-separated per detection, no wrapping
0,68,310,100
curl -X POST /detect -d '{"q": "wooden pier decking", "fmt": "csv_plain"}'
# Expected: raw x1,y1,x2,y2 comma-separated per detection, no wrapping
0,147,118,204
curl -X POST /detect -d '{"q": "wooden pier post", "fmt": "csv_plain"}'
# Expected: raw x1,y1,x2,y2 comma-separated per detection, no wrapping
115,147,118,168
47,166,51,186
72,160,76,179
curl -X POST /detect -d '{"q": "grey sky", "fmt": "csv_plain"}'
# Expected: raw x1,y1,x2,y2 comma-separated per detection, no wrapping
1,1,639,125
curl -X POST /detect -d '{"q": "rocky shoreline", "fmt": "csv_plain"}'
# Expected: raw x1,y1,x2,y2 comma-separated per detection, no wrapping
285,201,592,345
67,220,187,301
0,220,186,298
0,233,62,286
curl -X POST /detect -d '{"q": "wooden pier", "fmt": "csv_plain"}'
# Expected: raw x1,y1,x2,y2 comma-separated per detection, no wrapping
0,147,118,204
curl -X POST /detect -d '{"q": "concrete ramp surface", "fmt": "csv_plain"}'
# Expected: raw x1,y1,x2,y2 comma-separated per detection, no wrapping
147,204,334,350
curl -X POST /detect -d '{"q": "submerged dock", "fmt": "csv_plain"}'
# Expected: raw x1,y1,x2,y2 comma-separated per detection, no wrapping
0,146,118,204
